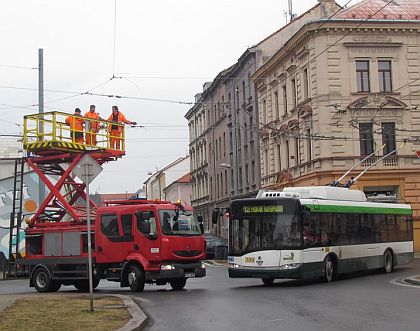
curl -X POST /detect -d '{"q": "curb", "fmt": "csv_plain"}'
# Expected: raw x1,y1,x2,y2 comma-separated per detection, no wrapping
115,295,148,331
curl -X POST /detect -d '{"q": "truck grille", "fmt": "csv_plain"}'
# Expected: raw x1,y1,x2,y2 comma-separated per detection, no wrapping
174,250,201,257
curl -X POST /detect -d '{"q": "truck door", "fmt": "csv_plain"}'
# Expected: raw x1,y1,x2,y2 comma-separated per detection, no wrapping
134,210,161,262
96,213,125,263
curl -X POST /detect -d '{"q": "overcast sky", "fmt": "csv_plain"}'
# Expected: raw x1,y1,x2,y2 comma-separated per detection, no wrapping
0,0,360,193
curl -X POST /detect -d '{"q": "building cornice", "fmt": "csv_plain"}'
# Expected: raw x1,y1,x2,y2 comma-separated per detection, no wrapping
253,19,420,81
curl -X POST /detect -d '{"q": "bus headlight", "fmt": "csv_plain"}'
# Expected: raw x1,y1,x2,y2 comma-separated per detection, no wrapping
279,263,302,270
161,264,175,270
200,262,206,269
228,263,240,269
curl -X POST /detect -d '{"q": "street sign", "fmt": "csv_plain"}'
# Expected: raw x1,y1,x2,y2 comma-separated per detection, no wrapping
73,154,102,184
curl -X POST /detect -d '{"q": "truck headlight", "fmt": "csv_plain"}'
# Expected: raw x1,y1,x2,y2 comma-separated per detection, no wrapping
161,264,175,270
228,263,240,269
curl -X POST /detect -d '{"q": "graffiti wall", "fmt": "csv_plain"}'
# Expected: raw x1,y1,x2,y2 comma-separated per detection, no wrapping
0,172,41,256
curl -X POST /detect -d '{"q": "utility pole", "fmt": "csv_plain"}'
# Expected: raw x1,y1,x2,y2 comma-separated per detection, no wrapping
38,48,45,203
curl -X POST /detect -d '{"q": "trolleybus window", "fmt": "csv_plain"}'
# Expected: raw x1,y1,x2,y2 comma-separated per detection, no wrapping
229,199,301,254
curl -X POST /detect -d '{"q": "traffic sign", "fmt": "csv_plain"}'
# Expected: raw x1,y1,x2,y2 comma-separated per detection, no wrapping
73,154,102,184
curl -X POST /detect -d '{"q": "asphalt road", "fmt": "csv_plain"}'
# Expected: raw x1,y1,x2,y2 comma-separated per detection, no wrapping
2,259,420,331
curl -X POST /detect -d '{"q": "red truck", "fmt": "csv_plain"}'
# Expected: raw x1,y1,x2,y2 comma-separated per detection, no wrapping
20,199,206,292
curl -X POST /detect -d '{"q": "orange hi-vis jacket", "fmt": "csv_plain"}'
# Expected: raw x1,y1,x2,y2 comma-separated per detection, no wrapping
107,112,131,132
65,115,84,132
84,111,100,131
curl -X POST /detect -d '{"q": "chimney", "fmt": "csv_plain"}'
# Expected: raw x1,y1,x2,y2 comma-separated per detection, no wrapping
318,0,336,18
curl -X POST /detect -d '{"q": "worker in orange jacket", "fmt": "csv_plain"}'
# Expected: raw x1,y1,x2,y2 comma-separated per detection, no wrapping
107,106,136,149
65,108,84,144
84,104,101,146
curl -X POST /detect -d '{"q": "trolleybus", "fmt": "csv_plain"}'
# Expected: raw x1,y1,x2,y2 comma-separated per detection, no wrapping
228,186,413,284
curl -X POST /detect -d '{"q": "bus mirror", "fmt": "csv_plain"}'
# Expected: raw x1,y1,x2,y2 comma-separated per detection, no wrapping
212,208,220,224
197,215,203,223
199,223,204,234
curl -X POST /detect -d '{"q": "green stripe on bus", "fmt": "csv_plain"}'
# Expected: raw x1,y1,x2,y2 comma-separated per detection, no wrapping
303,204,412,215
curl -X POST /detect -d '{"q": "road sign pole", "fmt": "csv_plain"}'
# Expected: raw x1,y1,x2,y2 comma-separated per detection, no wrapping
86,162,94,312
73,153,102,313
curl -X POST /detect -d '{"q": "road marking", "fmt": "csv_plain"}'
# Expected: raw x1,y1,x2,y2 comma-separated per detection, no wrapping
390,275,420,289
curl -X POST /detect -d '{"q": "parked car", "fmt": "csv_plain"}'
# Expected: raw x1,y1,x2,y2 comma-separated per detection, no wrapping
204,233,228,260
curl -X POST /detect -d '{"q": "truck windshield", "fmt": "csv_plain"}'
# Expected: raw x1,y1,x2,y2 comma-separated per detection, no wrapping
229,198,302,254
158,209,202,236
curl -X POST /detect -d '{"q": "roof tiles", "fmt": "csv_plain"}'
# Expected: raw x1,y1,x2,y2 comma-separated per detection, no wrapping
336,0,420,20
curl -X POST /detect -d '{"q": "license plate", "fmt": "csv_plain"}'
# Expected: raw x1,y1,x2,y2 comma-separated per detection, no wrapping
185,272,195,278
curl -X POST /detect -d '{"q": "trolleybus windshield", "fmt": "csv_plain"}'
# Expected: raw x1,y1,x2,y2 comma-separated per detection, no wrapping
229,198,302,254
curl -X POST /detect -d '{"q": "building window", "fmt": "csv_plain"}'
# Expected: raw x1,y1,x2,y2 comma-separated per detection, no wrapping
245,164,249,186
276,144,281,171
282,85,287,115
264,150,269,176
291,78,297,108
382,122,396,155
225,169,228,195
303,68,309,100
262,99,267,124
378,60,392,92
307,129,312,161
356,60,370,92
285,141,290,169
242,81,246,104
294,137,299,165
274,91,279,119
359,123,374,155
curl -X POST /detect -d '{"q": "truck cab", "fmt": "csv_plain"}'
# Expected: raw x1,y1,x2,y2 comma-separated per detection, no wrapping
94,199,206,291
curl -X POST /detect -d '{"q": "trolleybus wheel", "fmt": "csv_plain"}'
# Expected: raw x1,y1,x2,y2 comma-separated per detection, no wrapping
33,267,53,293
170,278,187,290
261,278,275,286
383,250,394,273
324,255,337,282
128,265,145,292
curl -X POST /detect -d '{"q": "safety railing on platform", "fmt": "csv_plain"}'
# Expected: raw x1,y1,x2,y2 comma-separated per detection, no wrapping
23,111,126,153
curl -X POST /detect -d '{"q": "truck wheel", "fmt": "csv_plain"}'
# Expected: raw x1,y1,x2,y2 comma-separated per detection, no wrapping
74,279,100,291
74,280,89,291
50,281,62,292
128,265,145,292
33,267,53,293
170,279,187,290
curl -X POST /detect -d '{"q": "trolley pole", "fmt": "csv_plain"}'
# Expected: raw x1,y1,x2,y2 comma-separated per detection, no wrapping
38,48,45,203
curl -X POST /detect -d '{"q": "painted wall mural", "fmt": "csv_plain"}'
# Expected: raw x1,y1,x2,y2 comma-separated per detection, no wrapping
0,172,41,256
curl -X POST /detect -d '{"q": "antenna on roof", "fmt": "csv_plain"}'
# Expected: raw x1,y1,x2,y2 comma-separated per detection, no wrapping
288,0,296,22
330,144,386,187
344,142,406,189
